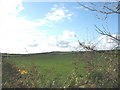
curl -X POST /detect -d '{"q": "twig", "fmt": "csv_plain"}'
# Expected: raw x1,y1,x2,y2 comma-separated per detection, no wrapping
95,25,120,42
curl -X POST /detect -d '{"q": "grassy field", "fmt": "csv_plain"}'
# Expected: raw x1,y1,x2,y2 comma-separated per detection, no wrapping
2,51,119,88
2,52,86,83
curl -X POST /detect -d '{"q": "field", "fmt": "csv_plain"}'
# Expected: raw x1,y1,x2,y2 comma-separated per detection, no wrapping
3,52,86,80
2,51,119,88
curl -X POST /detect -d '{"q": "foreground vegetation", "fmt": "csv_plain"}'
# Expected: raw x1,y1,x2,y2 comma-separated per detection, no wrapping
2,51,119,88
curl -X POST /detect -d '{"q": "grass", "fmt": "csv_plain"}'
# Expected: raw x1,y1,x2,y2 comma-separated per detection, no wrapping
2,50,119,88
2,52,86,84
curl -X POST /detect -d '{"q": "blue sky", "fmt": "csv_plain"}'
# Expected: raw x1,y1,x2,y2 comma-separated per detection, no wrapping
0,1,118,54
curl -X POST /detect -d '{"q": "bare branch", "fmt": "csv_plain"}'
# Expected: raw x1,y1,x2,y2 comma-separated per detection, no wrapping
77,2,120,14
77,2,120,51
103,5,120,14
78,40,96,51
95,25,120,42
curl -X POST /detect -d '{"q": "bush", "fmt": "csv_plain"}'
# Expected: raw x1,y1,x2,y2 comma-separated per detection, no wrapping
2,59,42,88
82,51,118,88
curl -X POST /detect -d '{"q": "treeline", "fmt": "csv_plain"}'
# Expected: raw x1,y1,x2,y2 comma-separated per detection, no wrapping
2,49,119,57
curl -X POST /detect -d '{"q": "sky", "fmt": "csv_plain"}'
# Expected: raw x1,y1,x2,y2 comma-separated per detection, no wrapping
0,0,119,54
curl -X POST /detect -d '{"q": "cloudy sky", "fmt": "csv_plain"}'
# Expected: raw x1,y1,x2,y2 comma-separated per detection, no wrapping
0,0,118,54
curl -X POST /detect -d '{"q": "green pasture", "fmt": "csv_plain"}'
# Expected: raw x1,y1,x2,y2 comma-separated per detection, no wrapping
2,50,119,88
2,52,87,81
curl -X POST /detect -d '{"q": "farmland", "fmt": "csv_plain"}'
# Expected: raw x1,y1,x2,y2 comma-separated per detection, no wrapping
2,51,119,88
2,52,86,80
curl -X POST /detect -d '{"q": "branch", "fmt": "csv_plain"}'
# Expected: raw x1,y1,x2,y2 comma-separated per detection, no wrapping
78,40,96,51
103,6,120,14
77,2,120,14
95,25,120,42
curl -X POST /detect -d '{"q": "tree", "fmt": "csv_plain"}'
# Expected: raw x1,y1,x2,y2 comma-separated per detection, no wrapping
73,2,119,88
77,2,120,51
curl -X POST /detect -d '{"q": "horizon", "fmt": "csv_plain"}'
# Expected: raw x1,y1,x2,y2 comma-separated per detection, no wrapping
0,0,119,54
1,49,118,55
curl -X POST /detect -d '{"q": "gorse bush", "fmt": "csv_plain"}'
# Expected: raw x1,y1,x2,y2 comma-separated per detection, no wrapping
2,59,43,88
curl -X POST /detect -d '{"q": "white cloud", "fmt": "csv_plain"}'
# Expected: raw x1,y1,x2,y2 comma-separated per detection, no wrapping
35,19,48,26
0,0,47,54
47,30,78,51
34,5,73,27
61,30,77,39
1,1,118,54
96,34,119,50
46,10,65,21
45,5,73,21
0,1,76,54
0,0,24,16
0,15,77,54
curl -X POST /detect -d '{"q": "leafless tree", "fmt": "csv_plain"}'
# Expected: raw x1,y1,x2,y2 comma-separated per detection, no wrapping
77,2,120,51
74,2,119,88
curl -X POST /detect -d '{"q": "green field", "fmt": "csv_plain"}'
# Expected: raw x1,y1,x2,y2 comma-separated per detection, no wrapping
2,52,86,82
2,51,119,88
